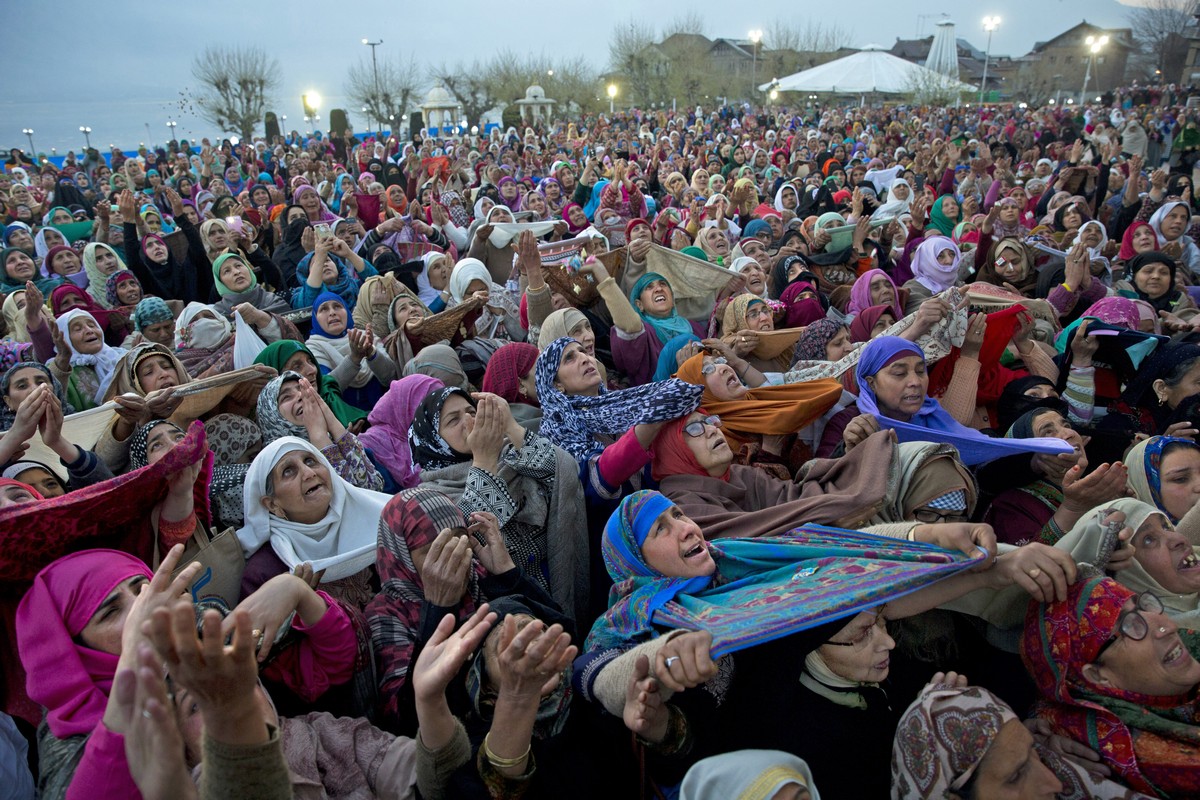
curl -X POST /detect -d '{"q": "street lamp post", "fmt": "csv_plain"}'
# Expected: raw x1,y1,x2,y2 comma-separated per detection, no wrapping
21,128,34,158
79,126,92,148
980,16,1000,104
748,29,763,98
607,83,617,114
362,38,383,135
1081,34,1109,104
166,120,177,141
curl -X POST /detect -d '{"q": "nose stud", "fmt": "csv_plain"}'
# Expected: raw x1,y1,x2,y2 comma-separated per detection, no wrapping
1160,627,1168,634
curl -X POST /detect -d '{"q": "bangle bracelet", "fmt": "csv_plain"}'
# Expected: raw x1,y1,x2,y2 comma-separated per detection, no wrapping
482,732,530,769
1060,282,1073,292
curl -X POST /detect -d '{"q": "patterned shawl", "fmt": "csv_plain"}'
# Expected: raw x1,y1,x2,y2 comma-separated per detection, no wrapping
584,490,987,656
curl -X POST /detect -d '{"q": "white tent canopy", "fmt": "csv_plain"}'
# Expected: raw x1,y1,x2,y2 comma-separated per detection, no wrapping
760,47,975,95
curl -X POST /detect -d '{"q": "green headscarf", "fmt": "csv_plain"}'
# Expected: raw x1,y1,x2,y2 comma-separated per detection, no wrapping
211,253,258,297
929,195,961,237
0,246,62,295
252,340,366,426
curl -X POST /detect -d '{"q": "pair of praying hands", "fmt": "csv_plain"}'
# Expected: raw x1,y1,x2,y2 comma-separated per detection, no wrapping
419,511,511,606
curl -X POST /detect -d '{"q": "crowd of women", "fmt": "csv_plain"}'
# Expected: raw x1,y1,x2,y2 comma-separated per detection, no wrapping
4,90,1200,799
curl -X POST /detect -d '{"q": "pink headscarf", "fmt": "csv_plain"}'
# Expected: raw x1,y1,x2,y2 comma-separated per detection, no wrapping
1081,297,1140,330
848,269,899,317
16,549,152,738
358,374,445,488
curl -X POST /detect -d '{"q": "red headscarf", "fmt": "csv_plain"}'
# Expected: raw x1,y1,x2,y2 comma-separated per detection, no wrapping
481,342,540,406
1119,221,1160,262
16,549,152,738
650,412,727,482
49,283,118,332
850,304,897,343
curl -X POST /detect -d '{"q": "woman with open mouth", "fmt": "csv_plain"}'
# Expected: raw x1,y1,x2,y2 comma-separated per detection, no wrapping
580,490,1068,798
1023,575,1200,795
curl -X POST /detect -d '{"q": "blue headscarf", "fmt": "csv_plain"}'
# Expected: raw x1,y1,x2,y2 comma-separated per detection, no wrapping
653,332,701,382
3,222,32,248
584,490,987,656
583,179,610,221
309,290,353,339
855,336,1074,466
1129,435,1200,523
630,272,694,347
294,252,364,308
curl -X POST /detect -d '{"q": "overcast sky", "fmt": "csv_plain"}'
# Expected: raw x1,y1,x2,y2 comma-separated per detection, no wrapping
6,0,1147,153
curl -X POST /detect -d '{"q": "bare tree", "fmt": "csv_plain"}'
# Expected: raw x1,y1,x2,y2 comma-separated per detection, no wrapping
1127,0,1199,80
662,12,706,38
190,46,280,142
609,17,660,106
345,55,423,133
766,18,850,53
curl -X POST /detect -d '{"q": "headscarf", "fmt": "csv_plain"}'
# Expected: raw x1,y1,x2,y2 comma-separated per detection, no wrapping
792,319,845,362
104,271,141,310
305,291,374,389
365,488,486,690
416,252,450,306
105,342,189,400
778,279,827,328
995,376,1065,435
358,375,444,488
447,258,493,304
855,337,1074,466
252,340,366,426
294,251,366,309
1,290,30,343
1148,200,1193,245
82,243,127,310
0,246,61,295
292,185,337,222
1083,297,1141,330
536,308,589,351
255,372,308,443
1127,251,1181,313
928,195,961,237
891,681,1018,799
481,342,539,405
535,337,702,462
849,304,895,344
237,437,388,581
174,301,232,352
16,550,152,738
0,361,74,431
650,412,730,482
408,386,474,471
401,343,470,390
630,272,695,346
1020,575,1200,796
680,751,820,800
584,490,987,656
1125,436,1200,523
1119,221,1159,262
49,284,118,332
910,236,960,294
132,296,174,333
872,178,911,222
848,269,899,317
55,309,124,405
653,332,702,382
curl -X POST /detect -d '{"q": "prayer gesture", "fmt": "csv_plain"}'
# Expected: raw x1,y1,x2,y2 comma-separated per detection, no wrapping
420,529,474,606
496,614,576,701
624,654,670,743
118,188,138,219
348,326,375,362
22,280,46,329
412,605,497,703
1062,462,1130,514
467,393,509,469
163,187,184,217
466,510,515,575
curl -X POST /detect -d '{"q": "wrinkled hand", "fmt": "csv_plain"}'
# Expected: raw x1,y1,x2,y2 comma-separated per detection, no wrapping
412,604,497,702
467,510,515,575
466,393,507,464
623,654,670,743
420,529,474,606
1062,461,1129,513
225,573,312,662
843,413,881,451
960,313,987,359
989,543,1077,603
912,523,997,566
655,630,716,693
233,303,271,328
496,614,576,701
1070,319,1099,366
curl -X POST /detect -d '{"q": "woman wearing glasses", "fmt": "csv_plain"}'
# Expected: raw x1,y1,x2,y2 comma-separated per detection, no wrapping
671,342,844,474
579,490,1070,798
1022,574,1200,796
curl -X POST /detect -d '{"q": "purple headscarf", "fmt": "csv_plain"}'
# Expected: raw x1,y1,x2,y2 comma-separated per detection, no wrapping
292,185,337,222
1081,297,1140,331
911,236,960,294
357,374,445,488
848,269,900,317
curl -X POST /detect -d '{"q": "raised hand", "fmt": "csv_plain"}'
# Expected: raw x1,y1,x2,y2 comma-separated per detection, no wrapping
412,605,497,702
623,654,670,743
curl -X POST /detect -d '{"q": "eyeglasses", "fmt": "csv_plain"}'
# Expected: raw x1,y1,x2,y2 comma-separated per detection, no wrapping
912,508,969,524
700,357,728,375
1094,591,1166,662
682,415,721,437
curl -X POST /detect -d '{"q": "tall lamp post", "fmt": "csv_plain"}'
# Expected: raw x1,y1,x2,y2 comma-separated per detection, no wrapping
607,83,617,114
79,126,92,148
21,128,34,158
166,120,177,141
1081,34,1109,105
303,92,322,133
362,38,383,135
748,29,763,98
980,16,1000,104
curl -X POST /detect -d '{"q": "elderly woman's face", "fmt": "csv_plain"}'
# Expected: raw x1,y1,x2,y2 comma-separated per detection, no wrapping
437,393,476,455
142,319,175,347
702,355,749,401
7,228,33,251
639,504,716,579
1132,225,1157,254
68,314,103,353
1134,514,1200,595
818,609,894,683
1081,225,1103,248
866,354,927,421
262,448,333,524
1134,260,1172,299
825,326,853,361
50,249,82,276
967,719,1063,800
1085,595,1200,697
554,341,602,395
705,232,730,257
42,228,66,250
680,412,733,476
490,206,514,224
567,318,596,357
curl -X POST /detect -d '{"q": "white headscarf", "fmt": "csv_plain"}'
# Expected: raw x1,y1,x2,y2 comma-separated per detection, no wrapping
174,302,231,351
55,309,125,404
1070,219,1109,260
680,750,820,800
447,258,493,303
237,437,388,582
1148,201,1200,274
872,178,912,222
417,251,450,306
